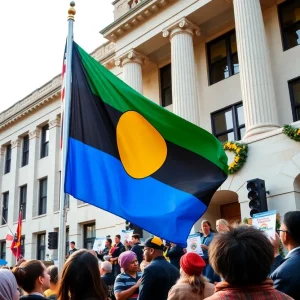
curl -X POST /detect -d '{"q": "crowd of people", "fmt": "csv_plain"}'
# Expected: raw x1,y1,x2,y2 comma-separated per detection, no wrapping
0,211,299,300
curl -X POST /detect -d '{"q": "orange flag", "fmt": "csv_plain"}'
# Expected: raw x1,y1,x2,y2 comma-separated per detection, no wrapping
11,210,22,259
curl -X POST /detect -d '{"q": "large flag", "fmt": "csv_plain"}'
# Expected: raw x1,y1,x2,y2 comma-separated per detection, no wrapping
65,42,228,245
11,210,22,259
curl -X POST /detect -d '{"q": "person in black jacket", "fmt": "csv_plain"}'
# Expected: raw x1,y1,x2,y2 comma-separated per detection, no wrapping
270,211,300,300
131,234,144,265
12,260,50,300
165,243,184,270
138,237,179,300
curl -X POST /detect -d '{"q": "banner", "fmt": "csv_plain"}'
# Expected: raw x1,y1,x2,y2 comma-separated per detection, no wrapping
121,230,134,245
92,237,106,252
186,233,203,256
252,210,277,239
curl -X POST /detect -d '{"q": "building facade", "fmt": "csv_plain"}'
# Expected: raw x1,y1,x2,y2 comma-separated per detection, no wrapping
1,0,300,265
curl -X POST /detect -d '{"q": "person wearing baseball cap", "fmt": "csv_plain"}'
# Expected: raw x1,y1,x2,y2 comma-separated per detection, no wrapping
167,252,215,300
138,237,179,300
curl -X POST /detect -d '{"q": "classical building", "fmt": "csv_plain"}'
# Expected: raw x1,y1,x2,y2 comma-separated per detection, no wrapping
1,0,300,264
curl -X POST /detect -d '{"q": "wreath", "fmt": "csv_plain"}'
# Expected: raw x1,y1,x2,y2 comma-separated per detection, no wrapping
282,124,300,142
223,141,248,174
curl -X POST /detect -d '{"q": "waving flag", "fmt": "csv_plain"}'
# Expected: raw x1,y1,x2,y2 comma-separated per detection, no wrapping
64,42,228,245
11,210,22,259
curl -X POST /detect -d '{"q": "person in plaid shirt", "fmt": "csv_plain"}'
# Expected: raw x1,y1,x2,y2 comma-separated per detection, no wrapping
205,226,293,300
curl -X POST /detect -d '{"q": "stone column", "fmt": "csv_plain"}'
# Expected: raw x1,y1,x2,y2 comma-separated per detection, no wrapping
47,117,60,213
163,18,201,125
27,129,40,219
233,0,279,138
115,50,145,94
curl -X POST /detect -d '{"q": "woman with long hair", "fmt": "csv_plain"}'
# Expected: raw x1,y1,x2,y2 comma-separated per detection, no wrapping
216,219,230,233
167,252,214,300
12,260,50,300
0,269,20,300
57,249,108,300
44,265,59,299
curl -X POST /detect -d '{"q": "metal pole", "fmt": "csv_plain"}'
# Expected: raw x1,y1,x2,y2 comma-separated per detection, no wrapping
58,1,76,271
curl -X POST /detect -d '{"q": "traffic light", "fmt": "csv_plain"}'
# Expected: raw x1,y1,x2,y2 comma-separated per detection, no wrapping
48,232,58,250
125,221,143,237
247,178,268,217
125,220,134,231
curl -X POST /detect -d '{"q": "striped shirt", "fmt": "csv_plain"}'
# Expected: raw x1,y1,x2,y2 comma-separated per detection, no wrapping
114,272,142,300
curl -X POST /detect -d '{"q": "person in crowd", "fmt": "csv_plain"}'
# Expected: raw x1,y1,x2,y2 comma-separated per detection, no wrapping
200,220,220,283
114,251,142,300
216,219,230,233
270,211,300,299
124,240,132,251
205,225,293,300
0,269,20,300
138,237,179,300
68,241,77,257
131,234,143,265
110,235,126,277
98,238,112,261
57,249,108,300
44,265,59,299
100,261,115,300
167,252,214,300
165,242,185,270
12,260,50,300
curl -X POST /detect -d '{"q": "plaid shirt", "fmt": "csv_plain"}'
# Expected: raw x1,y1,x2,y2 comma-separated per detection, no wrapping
204,279,293,300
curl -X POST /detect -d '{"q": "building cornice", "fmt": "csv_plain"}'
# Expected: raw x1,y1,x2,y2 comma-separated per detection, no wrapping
0,42,116,132
100,0,177,42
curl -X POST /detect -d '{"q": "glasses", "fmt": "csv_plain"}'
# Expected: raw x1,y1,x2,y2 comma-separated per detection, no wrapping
276,229,289,234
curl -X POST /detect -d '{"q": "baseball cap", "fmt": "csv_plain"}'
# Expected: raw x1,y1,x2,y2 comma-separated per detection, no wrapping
144,236,164,250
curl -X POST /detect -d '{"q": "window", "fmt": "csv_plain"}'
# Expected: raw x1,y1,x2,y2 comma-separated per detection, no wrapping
20,185,27,220
0,241,6,260
21,135,29,167
279,0,300,51
37,233,45,260
2,192,9,225
40,124,49,158
21,236,25,257
4,145,11,174
289,77,300,121
211,102,245,142
207,31,239,85
83,223,96,249
39,178,47,215
160,64,172,107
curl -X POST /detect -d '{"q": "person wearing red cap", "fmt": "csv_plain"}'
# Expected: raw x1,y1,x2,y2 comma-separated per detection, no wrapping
167,252,214,300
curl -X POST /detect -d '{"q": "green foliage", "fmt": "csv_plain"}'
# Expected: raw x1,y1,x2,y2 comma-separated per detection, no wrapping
223,142,248,174
282,125,300,142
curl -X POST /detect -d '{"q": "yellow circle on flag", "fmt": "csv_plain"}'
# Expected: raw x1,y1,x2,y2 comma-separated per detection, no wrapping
116,111,167,179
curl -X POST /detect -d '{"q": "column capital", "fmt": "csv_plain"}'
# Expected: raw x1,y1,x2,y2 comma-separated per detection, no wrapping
162,18,201,40
0,146,6,156
115,50,148,67
11,138,21,149
49,116,61,129
29,129,40,140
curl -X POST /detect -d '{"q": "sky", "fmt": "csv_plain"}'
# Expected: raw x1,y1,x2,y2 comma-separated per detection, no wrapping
0,0,114,112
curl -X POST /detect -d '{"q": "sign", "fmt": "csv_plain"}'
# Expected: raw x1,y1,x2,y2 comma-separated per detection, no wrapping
252,210,277,239
121,229,134,245
92,237,106,252
187,233,203,256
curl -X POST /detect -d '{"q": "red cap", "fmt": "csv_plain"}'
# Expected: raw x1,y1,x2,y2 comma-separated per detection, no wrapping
180,252,206,276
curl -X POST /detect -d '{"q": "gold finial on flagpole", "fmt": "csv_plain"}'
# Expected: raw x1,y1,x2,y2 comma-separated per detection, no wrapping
68,1,76,20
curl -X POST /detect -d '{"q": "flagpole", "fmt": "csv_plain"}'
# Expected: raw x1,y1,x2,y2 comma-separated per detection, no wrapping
58,1,76,271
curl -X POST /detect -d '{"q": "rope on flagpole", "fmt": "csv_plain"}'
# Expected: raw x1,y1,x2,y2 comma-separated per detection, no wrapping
58,1,76,272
